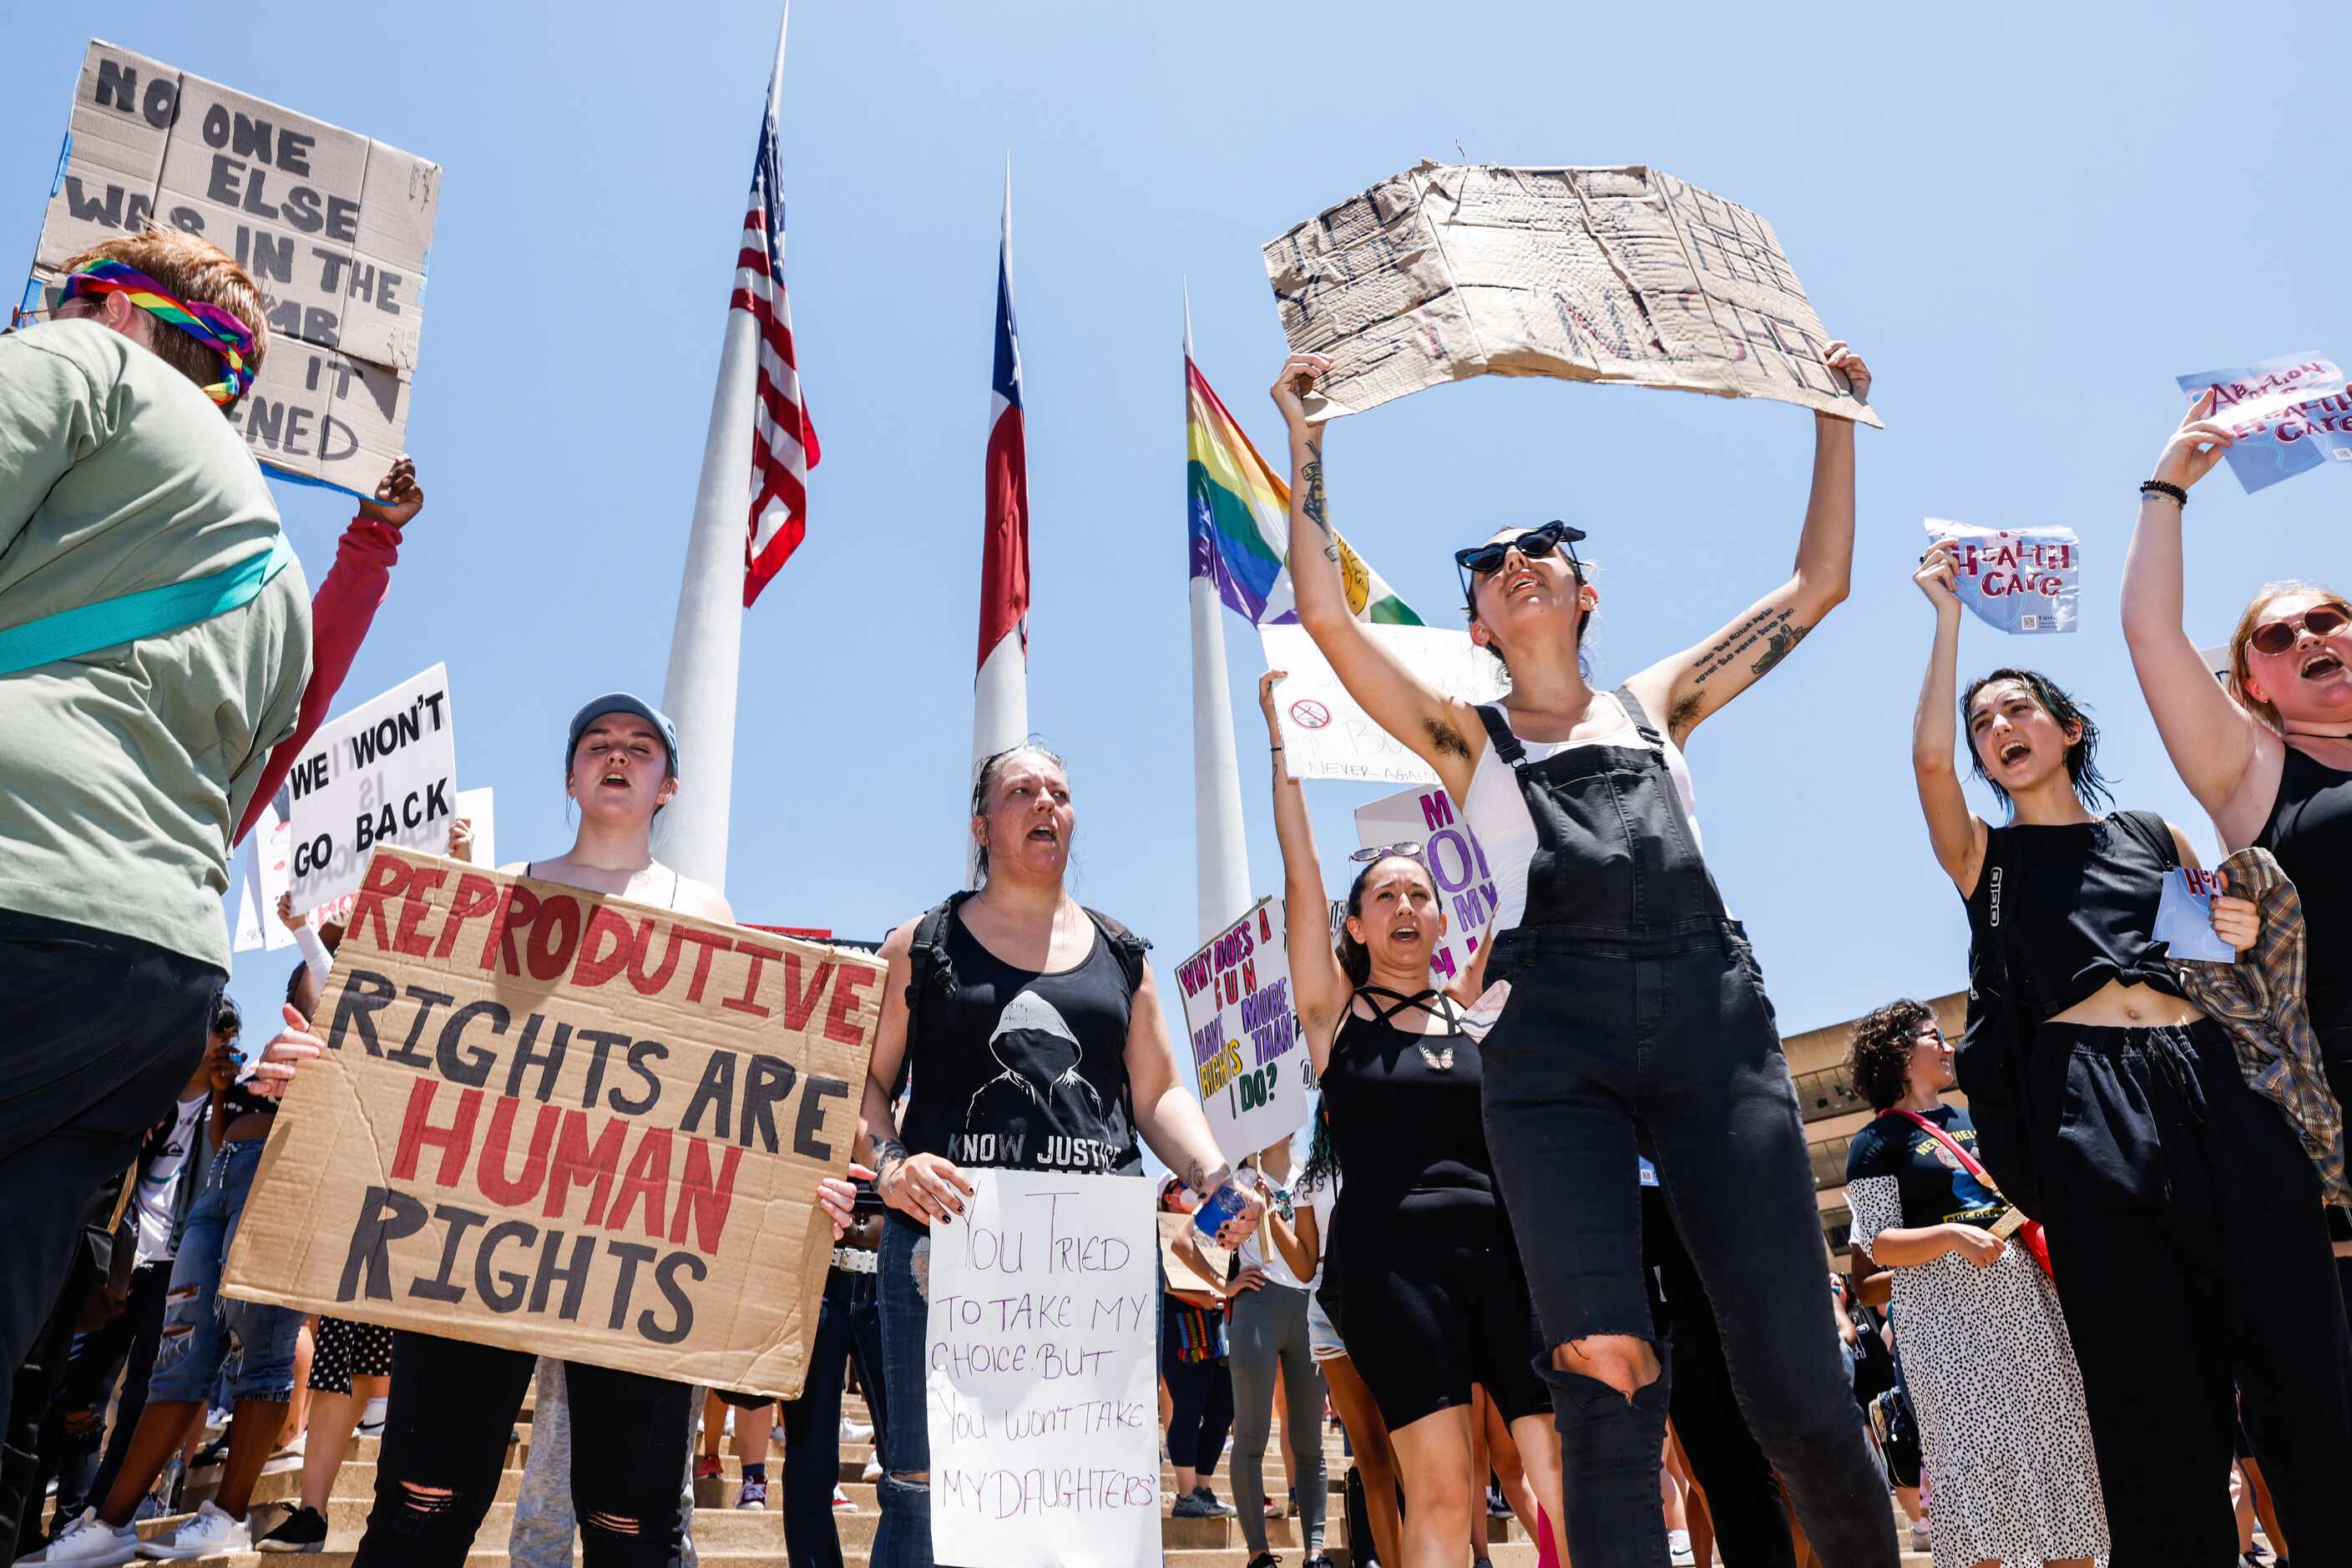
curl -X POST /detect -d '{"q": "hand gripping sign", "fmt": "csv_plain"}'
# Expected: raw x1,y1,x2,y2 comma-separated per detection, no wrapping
2176,354,2352,495
1924,520,2079,635
220,849,883,1398
1173,898,1307,1165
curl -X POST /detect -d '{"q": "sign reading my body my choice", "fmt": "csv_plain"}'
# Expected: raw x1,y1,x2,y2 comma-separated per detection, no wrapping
220,849,883,1399
28,40,440,493
927,1171,1159,1567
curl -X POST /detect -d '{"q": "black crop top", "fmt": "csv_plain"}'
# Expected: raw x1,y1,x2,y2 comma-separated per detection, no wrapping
2257,746,2352,1028
1968,812,2188,1023
1320,989,1496,1218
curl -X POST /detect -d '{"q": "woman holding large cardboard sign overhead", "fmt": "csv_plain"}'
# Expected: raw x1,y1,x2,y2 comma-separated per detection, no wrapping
336,693,864,1568
1272,346,1898,1567
855,743,1263,1568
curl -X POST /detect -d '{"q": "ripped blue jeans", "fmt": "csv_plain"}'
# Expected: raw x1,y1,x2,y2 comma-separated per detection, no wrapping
145,1140,302,1404
870,1216,933,1568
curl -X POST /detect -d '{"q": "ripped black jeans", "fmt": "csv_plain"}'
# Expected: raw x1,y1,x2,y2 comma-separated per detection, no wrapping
1482,925,1894,1568
352,1330,693,1568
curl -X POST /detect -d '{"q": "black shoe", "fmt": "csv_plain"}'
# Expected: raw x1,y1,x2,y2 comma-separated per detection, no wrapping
256,1504,328,1552
190,1434,231,1469
1486,1483,1511,1519
1246,1555,1282,1568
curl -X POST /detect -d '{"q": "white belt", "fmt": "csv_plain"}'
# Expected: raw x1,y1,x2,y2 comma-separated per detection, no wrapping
832,1246,878,1274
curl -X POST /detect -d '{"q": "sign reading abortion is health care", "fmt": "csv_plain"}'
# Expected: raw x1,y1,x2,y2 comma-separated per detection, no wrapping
284,663,458,914
2177,354,2352,494
1174,898,1307,1166
28,40,439,494
220,849,881,1399
1353,784,1500,987
926,1171,1159,1567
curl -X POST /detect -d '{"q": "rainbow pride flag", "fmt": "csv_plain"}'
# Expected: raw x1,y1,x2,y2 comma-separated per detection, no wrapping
1186,356,1421,626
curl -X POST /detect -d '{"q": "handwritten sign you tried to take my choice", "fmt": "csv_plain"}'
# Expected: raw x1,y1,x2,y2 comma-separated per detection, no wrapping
220,848,883,1399
927,1171,1159,1568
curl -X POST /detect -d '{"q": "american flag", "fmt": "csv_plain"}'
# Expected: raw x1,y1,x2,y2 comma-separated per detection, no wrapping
735,18,819,609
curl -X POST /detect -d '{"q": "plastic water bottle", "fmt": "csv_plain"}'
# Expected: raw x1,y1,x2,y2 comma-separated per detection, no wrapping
1193,1179,1251,1241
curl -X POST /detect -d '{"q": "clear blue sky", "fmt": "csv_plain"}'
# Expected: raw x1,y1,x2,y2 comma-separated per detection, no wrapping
8,3,2349,1051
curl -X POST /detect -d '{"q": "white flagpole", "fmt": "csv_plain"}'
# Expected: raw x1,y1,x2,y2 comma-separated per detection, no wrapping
659,8,791,893
1186,290,1252,941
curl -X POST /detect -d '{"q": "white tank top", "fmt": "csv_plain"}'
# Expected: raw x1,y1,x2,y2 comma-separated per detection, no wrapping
1459,693,1704,935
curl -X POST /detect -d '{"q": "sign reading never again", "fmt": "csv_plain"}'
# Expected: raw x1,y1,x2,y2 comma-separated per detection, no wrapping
27,40,438,494
1264,161,1878,427
220,849,880,1398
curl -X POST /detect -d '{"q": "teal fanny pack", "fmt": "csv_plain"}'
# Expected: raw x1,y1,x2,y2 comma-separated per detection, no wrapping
0,533,294,676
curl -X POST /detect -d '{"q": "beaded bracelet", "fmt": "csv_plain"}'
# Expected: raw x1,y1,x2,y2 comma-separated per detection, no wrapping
2140,479,2188,507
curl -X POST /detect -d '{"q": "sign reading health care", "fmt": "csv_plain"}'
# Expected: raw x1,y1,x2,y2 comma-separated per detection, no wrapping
1174,898,1307,1165
284,663,458,913
2176,354,2352,494
926,1171,1159,1566
1353,784,1500,986
1924,519,2079,635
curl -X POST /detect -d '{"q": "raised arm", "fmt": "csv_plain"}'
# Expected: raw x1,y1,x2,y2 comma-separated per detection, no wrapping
1910,544,1989,895
2121,390,2274,830
1628,346,1871,746
1259,669,1350,1069
1272,356,1483,802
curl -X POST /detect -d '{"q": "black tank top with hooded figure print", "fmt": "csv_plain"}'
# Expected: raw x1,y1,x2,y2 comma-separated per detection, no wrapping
897,910,1142,1176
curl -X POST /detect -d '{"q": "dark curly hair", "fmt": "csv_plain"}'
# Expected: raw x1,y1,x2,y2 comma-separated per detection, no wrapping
1297,1096,1338,1197
1845,998,1939,1112
1960,668,2114,814
1335,853,1439,986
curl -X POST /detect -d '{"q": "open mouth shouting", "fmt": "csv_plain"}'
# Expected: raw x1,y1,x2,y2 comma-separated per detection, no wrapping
2302,649,2345,681
1997,738,2031,769
1026,822,1060,846
1505,569,1544,604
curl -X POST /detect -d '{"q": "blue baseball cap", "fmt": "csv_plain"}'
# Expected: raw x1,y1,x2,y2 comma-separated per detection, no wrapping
565,693,680,779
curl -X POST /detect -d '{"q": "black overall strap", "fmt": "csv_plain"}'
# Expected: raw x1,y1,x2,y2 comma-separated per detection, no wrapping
1612,684,1665,746
1473,704,1528,771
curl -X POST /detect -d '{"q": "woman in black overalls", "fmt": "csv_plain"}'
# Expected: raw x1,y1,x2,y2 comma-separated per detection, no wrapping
1270,348,1894,1567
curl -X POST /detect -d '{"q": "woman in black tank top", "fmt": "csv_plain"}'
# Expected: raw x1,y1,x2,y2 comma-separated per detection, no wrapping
857,745,1262,1568
1257,673,1567,1568
1911,555,2352,1567
2121,392,2352,1090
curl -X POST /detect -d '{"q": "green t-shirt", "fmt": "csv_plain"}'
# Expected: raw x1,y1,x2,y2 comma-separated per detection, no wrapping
0,319,311,972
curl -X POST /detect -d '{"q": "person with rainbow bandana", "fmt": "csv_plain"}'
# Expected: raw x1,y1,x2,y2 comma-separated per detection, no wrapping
0,226,314,1524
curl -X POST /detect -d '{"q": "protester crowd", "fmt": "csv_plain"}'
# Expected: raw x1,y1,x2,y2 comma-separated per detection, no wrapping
3,219,2348,1568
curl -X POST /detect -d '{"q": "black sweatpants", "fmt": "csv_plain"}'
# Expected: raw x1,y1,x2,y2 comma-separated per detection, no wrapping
2029,1019,2352,1567
353,1330,695,1568
0,912,218,1451
1160,1313,1233,1478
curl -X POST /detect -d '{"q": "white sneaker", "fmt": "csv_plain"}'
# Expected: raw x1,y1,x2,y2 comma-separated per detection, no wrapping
136,1501,250,1559
831,1485,857,1512
1667,1526,1695,1566
15,1510,138,1565
860,1456,881,1483
840,1419,873,1443
357,1396,387,1436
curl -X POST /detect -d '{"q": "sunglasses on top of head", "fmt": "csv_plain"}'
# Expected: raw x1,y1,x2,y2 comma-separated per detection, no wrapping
2249,602,2352,657
1349,840,1426,864
1454,521,1587,604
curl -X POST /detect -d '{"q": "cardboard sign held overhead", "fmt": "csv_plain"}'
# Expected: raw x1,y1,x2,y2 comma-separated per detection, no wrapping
284,663,458,914
1173,897,1308,1166
1264,162,1878,427
27,41,439,494
221,849,882,1398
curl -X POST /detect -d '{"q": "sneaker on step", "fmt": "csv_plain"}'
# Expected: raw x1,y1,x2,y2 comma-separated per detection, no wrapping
1668,1526,1695,1565
1909,1520,1930,1554
736,1476,768,1509
135,1500,249,1559
831,1485,856,1512
356,1396,387,1436
840,1418,874,1443
1168,1491,1214,1520
1485,1484,1511,1520
860,1456,881,1483
255,1505,327,1553
1196,1486,1237,1518
695,1455,723,1482
14,1509,139,1565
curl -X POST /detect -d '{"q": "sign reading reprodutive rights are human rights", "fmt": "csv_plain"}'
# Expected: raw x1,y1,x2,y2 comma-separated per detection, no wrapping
26,40,439,494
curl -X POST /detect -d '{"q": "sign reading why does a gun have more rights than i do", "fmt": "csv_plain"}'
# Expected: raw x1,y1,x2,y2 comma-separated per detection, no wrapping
220,849,882,1399
26,40,438,494
1265,162,1878,427
1174,897,1306,1166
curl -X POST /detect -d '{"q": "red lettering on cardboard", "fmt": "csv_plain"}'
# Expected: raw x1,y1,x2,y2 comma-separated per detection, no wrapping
672,1138,745,1254
348,852,412,953
824,963,879,1046
391,1078,480,1187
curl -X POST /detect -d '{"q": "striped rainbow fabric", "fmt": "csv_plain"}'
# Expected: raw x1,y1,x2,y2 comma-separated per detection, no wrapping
1186,355,1421,627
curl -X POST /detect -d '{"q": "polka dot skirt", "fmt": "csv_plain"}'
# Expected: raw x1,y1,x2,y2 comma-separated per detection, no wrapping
307,1313,395,1395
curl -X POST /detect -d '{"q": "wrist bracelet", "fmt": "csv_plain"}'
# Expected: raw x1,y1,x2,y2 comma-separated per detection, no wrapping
2140,479,2188,507
1269,745,1283,753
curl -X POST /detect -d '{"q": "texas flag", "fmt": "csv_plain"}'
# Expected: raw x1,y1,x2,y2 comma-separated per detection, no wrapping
973,175,1029,779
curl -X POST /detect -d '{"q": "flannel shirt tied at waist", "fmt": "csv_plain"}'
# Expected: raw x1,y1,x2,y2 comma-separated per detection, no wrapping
2172,846,2349,1208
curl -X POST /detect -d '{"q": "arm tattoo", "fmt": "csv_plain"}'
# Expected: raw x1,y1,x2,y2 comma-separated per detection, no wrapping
1749,620,1812,678
1688,604,1812,689
1301,438,1337,559
871,1134,909,1185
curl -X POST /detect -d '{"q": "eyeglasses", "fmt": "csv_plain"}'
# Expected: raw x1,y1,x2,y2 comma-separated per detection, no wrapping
5,284,69,334
1350,841,1425,863
2248,603,2352,657
1454,521,1586,605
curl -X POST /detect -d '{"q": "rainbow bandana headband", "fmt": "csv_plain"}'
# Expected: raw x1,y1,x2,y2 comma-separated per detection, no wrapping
60,259,256,408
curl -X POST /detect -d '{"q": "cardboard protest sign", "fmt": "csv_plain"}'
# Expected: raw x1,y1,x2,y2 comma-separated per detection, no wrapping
1173,898,1307,1166
26,41,439,494
285,664,457,914
1353,784,1499,988
220,848,880,1396
927,1171,1159,1566
1261,624,1505,787
1155,1210,1231,1296
2176,354,2352,494
1265,162,1878,427
1925,519,2080,635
